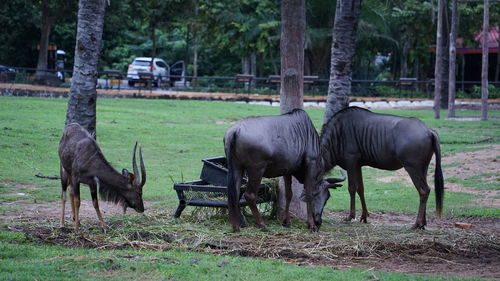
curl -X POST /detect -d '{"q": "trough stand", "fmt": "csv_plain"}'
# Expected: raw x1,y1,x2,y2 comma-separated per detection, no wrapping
173,156,276,222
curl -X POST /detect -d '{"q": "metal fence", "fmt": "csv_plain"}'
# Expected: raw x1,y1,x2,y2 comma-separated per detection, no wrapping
2,66,499,99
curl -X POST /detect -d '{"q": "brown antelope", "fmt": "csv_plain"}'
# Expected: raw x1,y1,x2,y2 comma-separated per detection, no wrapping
58,123,147,230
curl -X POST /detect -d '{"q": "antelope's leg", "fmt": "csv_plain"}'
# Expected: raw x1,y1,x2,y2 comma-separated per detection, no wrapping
69,188,76,222
72,180,81,231
90,182,105,228
60,189,67,227
60,167,69,227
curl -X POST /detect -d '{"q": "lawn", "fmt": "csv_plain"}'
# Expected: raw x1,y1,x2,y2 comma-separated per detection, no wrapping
0,96,499,280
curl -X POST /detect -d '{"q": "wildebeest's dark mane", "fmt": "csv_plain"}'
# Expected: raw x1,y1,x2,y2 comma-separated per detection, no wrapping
320,106,367,137
283,108,306,115
319,107,368,172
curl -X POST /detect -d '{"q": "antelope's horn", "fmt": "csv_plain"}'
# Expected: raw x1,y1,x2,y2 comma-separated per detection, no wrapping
132,142,140,186
139,145,146,188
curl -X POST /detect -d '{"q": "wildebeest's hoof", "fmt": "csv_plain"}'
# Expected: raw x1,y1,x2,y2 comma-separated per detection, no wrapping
360,217,368,223
232,226,241,232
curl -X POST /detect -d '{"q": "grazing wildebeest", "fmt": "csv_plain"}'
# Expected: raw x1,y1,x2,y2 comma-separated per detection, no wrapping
319,107,444,229
58,123,147,230
224,109,344,232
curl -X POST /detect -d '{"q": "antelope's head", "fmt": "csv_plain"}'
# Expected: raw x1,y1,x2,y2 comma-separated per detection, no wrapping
121,142,147,213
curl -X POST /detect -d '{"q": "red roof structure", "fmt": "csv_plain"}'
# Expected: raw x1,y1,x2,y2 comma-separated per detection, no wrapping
474,26,499,48
457,26,499,54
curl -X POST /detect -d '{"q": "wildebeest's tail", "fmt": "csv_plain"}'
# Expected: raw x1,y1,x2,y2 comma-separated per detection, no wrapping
225,129,241,232
431,130,444,217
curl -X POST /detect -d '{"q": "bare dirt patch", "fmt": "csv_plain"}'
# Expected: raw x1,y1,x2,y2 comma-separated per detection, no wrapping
0,200,126,225
441,144,500,180
377,144,500,208
0,181,45,190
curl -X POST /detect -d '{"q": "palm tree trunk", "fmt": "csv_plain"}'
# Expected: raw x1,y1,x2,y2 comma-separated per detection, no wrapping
448,0,459,118
191,3,199,88
323,0,362,123
250,51,257,87
279,0,306,221
495,36,500,82
65,0,106,136
434,0,445,119
440,0,450,109
481,0,489,120
35,0,55,84
280,0,305,114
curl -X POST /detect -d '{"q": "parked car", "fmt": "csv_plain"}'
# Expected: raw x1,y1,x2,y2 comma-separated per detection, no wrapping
0,65,17,83
126,57,169,87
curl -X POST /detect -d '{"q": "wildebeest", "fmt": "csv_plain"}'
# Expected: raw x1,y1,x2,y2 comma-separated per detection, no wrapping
58,123,147,230
319,107,444,229
224,109,344,232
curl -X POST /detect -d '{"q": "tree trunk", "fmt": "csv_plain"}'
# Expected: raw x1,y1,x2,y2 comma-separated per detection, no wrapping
278,0,306,221
481,0,489,120
242,57,250,74
250,51,257,87
323,0,362,123
400,40,410,79
65,0,106,136
191,3,199,88
35,0,56,84
496,36,500,82
150,24,157,73
440,0,450,109
433,0,445,119
447,0,459,118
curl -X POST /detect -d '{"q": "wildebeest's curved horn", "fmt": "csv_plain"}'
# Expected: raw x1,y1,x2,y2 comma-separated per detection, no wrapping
138,145,146,188
325,169,346,183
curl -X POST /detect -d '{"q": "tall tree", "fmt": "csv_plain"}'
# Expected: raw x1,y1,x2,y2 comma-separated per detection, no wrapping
496,28,500,82
278,0,306,220
448,0,459,118
323,0,362,123
433,0,445,119
65,0,106,135
34,0,73,85
34,0,56,83
481,0,489,120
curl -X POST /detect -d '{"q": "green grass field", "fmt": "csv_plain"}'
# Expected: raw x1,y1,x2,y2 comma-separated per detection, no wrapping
0,96,499,280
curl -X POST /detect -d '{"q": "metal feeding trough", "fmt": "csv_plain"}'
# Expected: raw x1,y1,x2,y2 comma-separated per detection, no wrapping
173,156,276,218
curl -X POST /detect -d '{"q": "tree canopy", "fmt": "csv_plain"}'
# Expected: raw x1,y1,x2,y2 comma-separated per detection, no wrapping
0,0,494,81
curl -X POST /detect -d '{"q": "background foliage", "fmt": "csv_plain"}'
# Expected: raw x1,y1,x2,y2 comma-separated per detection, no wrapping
1,0,498,81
